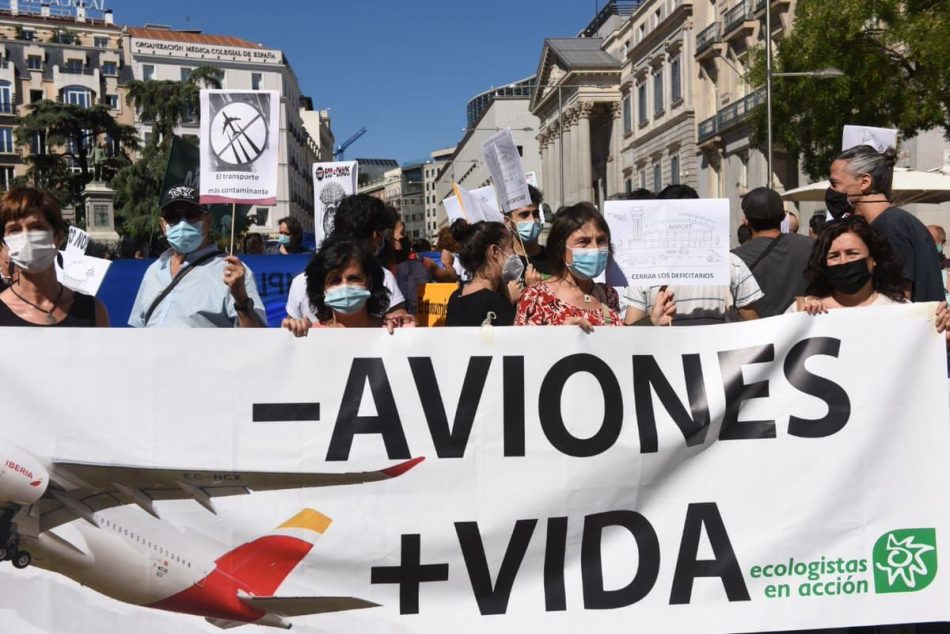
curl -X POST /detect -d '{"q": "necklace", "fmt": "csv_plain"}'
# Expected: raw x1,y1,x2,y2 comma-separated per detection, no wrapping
10,283,65,324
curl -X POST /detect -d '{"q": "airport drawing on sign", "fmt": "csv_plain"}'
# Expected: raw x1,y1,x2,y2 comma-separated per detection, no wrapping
603,199,730,286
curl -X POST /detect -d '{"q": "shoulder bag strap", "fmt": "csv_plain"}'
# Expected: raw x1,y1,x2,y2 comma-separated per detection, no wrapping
143,250,222,326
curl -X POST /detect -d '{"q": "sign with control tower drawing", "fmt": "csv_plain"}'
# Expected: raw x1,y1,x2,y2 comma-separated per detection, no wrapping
603,199,730,287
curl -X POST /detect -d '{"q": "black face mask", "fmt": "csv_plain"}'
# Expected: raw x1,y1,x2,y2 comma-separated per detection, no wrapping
826,258,871,294
825,188,853,219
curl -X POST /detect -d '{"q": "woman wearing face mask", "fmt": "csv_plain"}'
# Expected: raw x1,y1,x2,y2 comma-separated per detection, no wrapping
787,216,907,314
446,220,521,327
0,239,12,291
0,187,108,327
281,236,391,335
514,202,621,331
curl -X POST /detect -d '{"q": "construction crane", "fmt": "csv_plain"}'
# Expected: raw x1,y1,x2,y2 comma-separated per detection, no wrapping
333,126,367,160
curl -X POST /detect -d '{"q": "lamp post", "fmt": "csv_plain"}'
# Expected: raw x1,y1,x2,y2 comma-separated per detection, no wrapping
765,2,844,186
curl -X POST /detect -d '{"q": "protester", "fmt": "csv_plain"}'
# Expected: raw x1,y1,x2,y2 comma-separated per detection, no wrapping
285,194,412,325
515,202,625,330
281,236,392,335
625,188,656,200
808,213,826,240
0,187,109,327
0,239,11,290
927,224,947,268
788,215,907,313
733,187,813,318
446,220,520,327
270,216,309,254
393,217,432,315
785,211,800,234
624,184,762,325
431,225,463,283
504,184,549,285
827,144,943,302
128,184,265,328
243,232,266,255
737,224,752,245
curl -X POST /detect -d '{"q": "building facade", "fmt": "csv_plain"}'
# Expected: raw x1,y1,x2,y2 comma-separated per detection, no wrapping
126,26,321,234
383,162,425,239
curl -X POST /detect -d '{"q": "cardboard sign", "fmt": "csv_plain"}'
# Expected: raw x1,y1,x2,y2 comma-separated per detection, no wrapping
415,282,456,327
314,161,359,245
842,125,898,153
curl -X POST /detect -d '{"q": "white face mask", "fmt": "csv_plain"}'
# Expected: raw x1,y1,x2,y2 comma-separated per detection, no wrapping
4,230,58,273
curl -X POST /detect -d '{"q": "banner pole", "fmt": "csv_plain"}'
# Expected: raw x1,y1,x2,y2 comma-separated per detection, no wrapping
229,202,236,256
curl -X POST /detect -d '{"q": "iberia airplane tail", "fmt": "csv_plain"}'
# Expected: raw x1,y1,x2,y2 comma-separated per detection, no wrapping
151,508,377,629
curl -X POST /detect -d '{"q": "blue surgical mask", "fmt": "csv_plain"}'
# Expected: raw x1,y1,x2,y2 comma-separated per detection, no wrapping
277,234,291,246
324,284,371,314
516,220,541,243
568,247,609,280
166,219,204,254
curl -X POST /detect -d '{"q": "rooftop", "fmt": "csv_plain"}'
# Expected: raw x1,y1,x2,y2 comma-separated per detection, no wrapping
545,38,621,70
127,27,264,49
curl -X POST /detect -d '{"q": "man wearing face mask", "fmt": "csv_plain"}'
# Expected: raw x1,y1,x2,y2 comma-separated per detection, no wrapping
504,185,549,286
128,184,266,328
826,144,942,302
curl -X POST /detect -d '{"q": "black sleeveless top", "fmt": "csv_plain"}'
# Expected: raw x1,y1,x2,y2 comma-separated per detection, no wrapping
0,292,97,327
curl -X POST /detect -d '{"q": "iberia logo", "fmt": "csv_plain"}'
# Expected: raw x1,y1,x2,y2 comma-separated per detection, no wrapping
873,529,938,593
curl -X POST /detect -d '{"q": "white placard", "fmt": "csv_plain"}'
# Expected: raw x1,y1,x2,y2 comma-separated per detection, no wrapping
442,193,466,224
524,171,539,189
2,306,950,633
481,128,530,212
313,161,359,245
604,199,730,286
842,125,898,153
65,226,90,255
55,251,111,296
199,90,280,205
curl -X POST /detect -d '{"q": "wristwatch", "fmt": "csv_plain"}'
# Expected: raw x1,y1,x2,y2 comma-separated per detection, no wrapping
234,297,254,314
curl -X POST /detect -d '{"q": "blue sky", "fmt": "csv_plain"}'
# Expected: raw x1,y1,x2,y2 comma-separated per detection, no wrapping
113,0,600,163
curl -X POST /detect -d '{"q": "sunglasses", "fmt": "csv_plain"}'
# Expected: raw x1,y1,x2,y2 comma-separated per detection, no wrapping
161,206,204,225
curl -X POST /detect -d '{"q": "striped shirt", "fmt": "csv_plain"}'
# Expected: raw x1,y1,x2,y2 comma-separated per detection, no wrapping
623,253,764,325
128,246,266,328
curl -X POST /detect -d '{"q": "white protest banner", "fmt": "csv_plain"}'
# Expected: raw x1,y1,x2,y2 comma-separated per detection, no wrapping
442,192,467,223
65,225,90,255
604,198,730,286
524,171,539,189
199,90,279,205
55,252,112,296
3,305,950,633
313,161,358,245
481,128,530,212
842,125,898,153
469,185,505,222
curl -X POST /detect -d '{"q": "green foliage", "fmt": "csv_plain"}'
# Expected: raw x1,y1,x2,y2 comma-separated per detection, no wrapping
112,67,221,243
749,0,950,179
14,100,139,223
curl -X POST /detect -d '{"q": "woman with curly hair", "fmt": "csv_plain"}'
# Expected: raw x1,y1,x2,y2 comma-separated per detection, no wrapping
787,215,906,314
281,236,392,334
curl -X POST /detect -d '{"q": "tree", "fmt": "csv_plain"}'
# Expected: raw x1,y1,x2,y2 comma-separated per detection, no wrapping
113,66,221,243
14,101,139,222
750,0,950,180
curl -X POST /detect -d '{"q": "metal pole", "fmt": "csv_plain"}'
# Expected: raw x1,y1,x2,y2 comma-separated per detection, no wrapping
765,0,773,188
558,84,564,209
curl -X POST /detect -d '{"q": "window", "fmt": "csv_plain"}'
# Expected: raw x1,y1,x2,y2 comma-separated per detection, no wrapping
30,90,43,103
105,94,118,109
653,163,662,192
622,94,632,134
653,69,663,114
251,72,262,90
64,58,84,73
180,67,191,81
63,87,92,108
31,131,45,154
0,81,12,114
143,64,155,81
671,155,680,185
0,167,12,192
101,61,117,76
27,55,42,70
625,178,632,193
0,115,13,147
637,82,647,124
670,56,682,103
94,36,109,48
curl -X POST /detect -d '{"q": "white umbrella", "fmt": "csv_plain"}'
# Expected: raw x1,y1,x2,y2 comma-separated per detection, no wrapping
781,168,950,206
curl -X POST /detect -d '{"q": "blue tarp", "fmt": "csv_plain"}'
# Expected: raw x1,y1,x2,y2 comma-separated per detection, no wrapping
98,254,312,328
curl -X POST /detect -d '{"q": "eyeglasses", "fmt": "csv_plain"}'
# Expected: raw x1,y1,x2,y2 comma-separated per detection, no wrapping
161,206,204,226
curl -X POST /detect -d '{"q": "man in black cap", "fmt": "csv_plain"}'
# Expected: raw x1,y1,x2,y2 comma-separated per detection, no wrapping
128,184,266,328
732,187,814,317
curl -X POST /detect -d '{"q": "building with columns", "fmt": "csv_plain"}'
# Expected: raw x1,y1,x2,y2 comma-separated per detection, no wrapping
618,0,699,195
530,38,623,210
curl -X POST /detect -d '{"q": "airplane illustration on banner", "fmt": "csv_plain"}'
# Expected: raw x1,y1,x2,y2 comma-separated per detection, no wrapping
0,443,423,630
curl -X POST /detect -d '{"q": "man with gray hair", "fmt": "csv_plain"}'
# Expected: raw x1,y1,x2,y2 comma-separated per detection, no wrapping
826,144,943,302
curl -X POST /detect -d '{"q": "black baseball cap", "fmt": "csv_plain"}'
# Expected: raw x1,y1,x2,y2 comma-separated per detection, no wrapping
741,187,785,221
160,184,201,211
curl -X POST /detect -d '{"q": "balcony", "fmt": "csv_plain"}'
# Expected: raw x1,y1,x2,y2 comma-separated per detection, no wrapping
695,22,723,61
723,0,756,40
754,0,792,17
696,88,766,143
52,65,100,95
